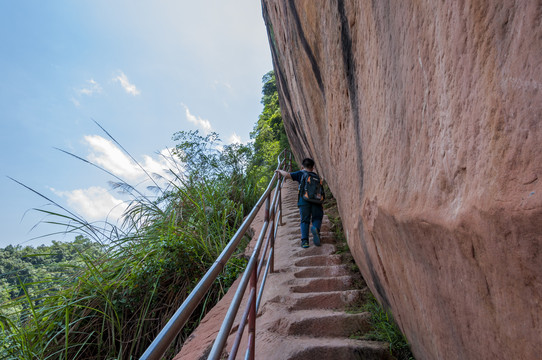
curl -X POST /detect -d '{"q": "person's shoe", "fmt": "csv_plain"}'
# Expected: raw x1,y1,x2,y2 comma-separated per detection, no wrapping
311,226,321,246
301,239,309,248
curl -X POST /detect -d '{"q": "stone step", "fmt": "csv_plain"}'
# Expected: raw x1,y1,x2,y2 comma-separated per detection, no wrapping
293,243,336,257
294,254,343,267
288,289,368,311
285,338,395,360
268,310,372,337
290,276,357,293
293,265,351,278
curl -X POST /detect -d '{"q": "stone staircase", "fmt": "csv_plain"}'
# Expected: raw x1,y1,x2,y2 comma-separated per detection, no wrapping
176,180,395,359
244,181,395,360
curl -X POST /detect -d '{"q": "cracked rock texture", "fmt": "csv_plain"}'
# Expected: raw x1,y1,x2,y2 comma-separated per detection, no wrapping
261,1,542,359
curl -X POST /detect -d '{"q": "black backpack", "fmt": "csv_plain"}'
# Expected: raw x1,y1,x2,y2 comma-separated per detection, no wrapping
299,171,325,204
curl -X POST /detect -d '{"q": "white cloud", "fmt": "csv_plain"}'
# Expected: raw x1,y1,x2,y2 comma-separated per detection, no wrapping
228,133,241,144
140,149,178,183
52,186,127,222
70,97,81,107
181,103,213,134
83,135,179,184
113,71,140,96
50,138,183,224
84,135,143,181
77,79,102,96
212,80,233,92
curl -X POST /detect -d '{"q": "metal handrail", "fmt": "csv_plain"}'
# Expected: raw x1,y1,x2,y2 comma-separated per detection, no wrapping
141,150,292,360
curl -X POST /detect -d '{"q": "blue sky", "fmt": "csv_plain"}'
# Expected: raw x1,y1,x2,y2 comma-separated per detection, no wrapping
0,1,273,247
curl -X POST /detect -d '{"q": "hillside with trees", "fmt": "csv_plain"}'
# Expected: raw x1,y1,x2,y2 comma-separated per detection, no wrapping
0,71,289,359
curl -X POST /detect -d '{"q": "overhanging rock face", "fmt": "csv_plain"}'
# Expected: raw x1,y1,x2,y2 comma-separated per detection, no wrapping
261,1,542,359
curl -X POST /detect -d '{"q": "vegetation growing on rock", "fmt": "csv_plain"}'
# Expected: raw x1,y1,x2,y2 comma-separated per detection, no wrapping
0,71,288,359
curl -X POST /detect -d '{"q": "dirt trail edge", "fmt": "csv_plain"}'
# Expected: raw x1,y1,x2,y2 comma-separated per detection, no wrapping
175,180,395,360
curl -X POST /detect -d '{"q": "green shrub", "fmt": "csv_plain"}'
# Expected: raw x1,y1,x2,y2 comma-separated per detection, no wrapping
363,294,415,360
1,131,258,360
1,70,285,359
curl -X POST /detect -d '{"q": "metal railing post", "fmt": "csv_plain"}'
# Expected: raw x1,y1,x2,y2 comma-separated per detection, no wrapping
264,193,270,226
248,263,257,360
288,152,292,171
279,180,284,226
250,194,269,359
270,196,276,274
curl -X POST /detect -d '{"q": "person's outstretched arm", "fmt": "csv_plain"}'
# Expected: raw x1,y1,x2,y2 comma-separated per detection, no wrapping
275,169,292,180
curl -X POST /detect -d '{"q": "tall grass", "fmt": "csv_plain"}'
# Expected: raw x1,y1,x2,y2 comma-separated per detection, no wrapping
1,130,261,359
362,294,415,360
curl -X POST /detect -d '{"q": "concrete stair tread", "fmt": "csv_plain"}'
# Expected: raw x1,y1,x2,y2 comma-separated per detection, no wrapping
290,275,361,293
279,308,371,318
294,254,343,267
293,264,352,278
291,243,337,257
266,310,372,337
256,336,394,360
290,288,367,298
288,289,368,311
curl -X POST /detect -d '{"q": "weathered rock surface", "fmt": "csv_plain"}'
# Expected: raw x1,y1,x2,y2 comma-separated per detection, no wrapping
261,1,542,359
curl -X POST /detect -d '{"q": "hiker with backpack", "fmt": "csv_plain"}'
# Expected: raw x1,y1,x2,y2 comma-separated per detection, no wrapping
276,158,325,248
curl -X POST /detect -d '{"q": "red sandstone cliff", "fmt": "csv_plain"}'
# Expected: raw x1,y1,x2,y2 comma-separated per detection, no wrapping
261,1,542,359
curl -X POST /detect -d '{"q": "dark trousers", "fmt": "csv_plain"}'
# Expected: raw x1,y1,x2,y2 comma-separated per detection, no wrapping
298,204,323,240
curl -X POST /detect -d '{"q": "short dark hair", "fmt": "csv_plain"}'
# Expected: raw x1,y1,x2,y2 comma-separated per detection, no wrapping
302,158,315,169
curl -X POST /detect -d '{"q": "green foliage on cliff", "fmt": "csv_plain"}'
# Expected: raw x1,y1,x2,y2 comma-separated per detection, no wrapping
1,135,255,359
0,71,287,360
0,72,287,359
249,70,291,185
363,295,415,360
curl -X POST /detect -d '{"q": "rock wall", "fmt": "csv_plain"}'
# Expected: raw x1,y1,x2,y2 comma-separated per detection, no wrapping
261,1,542,359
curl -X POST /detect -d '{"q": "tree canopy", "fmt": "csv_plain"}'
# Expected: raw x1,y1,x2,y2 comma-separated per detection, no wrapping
249,70,291,185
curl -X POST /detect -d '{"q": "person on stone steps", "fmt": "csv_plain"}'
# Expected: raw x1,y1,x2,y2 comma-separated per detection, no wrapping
276,158,324,248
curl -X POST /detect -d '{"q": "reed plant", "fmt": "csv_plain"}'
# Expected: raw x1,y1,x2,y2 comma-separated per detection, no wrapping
1,129,260,359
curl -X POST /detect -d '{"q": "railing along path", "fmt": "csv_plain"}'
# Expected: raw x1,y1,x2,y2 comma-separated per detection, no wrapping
141,150,292,360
